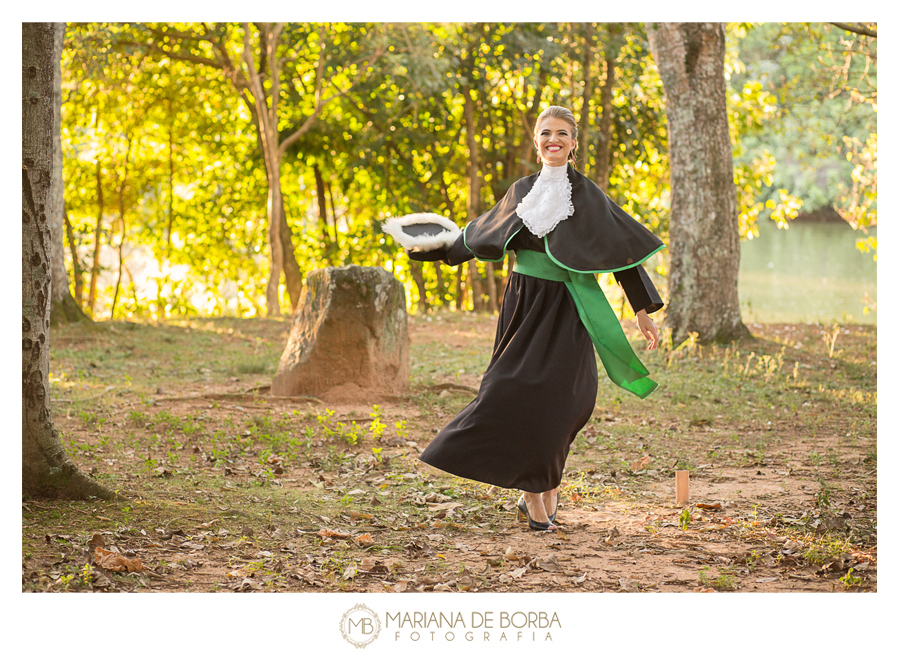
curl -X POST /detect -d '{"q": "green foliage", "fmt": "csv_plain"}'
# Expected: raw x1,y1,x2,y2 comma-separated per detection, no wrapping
59,22,876,319
730,23,876,241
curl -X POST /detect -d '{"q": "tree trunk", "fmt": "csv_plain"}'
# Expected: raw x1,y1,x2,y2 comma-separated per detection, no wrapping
409,261,430,314
454,264,464,311
463,84,486,312
22,22,114,500
109,136,132,320
484,261,498,313
49,21,89,326
647,22,749,343
264,163,285,316
63,206,83,306
595,24,623,192
109,153,130,320
276,185,304,309
578,23,595,177
248,102,302,312
433,261,447,308
313,162,333,264
88,159,103,316
325,179,341,259
468,260,483,312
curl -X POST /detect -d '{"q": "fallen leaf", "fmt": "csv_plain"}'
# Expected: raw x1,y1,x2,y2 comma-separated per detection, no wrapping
391,580,409,592
342,565,358,580
573,573,588,584
233,578,263,591
509,566,527,579
93,547,144,573
354,533,375,548
457,575,477,591
427,501,464,511
618,577,640,592
696,502,722,511
318,528,351,540
534,555,561,572
631,455,651,471
693,586,715,593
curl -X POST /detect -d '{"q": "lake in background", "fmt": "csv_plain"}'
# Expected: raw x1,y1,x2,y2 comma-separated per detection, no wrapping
739,221,876,324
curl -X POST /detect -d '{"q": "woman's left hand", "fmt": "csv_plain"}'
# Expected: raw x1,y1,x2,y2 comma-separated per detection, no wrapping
636,310,659,351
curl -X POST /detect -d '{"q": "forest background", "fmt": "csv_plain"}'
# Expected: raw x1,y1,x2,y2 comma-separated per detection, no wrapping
59,21,876,323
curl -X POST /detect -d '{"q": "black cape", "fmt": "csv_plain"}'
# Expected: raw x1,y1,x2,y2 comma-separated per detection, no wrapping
462,164,665,273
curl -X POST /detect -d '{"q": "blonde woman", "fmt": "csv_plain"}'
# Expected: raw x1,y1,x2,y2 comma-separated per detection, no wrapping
413,106,665,531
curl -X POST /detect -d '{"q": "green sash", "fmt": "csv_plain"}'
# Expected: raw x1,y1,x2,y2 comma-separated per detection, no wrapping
513,250,658,399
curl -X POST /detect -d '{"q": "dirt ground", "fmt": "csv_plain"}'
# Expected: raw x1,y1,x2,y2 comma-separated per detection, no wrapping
23,312,877,593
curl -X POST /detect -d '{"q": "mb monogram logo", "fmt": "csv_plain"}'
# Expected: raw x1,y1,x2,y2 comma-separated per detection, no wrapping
340,604,382,648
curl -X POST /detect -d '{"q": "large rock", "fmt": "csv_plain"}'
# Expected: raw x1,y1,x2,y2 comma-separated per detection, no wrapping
271,265,409,400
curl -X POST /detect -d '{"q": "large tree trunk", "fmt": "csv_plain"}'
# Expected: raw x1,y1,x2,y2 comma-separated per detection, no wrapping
647,22,748,343
49,21,89,326
22,22,114,500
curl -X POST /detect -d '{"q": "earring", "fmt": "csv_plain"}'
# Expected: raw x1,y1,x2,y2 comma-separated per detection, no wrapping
536,154,541,164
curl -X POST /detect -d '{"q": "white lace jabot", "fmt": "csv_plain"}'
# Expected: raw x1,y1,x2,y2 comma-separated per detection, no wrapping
516,163,575,238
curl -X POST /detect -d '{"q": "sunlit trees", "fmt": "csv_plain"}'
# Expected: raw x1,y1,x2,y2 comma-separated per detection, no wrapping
23,22,114,500
53,22,875,325
128,22,385,316
647,22,749,343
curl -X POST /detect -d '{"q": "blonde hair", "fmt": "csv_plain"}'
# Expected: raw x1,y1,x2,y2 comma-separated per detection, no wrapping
533,106,579,164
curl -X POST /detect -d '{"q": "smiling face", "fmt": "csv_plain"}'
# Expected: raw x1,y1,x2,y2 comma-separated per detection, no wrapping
533,116,577,167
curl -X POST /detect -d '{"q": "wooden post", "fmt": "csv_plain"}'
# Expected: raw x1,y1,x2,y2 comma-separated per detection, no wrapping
675,470,689,506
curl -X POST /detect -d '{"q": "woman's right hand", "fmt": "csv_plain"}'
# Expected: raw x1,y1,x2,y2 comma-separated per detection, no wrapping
636,310,659,351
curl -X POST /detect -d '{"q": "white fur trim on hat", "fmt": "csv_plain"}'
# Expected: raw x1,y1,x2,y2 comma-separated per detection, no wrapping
382,213,461,252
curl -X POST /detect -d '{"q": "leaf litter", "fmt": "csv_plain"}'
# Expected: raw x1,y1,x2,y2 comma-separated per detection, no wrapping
23,316,878,593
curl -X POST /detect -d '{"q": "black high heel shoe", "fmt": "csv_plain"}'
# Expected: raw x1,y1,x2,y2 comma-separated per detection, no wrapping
516,494,558,532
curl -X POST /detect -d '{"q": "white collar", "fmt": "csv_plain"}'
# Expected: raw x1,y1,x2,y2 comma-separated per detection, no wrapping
539,163,569,181
515,164,575,238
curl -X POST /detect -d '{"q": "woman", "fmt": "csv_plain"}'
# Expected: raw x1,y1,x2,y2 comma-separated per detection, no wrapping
410,106,664,531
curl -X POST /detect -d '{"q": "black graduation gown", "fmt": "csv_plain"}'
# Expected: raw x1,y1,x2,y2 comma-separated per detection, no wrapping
414,165,665,492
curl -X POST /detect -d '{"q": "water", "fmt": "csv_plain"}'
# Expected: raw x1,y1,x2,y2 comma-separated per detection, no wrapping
739,221,877,324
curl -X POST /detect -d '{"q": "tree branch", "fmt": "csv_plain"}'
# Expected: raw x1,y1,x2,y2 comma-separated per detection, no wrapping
829,22,877,39
277,41,385,158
